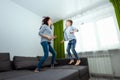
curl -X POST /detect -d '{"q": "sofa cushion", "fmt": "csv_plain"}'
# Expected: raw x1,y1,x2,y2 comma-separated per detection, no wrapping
13,56,39,70
38,56,58,67
5,69,79,80
0,70,34,80
0,53,12,72
0,61,12,72
55,65,89,78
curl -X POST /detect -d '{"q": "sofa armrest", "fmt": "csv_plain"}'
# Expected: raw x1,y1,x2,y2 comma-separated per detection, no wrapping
56,57,88,66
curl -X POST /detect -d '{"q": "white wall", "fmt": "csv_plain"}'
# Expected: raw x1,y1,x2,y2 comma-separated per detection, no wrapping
0,0,43,60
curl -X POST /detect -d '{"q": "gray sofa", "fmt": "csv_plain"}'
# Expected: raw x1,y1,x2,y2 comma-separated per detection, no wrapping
0,53,90,80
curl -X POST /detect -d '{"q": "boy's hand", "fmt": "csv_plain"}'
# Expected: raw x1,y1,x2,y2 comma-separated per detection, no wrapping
70,31,74,34
60,40,64,44
70,29,78,34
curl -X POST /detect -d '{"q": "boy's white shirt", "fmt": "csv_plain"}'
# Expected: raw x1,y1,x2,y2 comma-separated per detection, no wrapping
64,26,77,41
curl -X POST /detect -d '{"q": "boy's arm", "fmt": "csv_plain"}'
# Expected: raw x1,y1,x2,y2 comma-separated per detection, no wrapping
73,29,79,32
70,27,79,34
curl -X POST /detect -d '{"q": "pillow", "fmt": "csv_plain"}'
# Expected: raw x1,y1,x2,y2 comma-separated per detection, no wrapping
14,61,39,69
0,53,10,61
37,56,58,67
0,53,12,72
13,56,39,70
14,56,38,62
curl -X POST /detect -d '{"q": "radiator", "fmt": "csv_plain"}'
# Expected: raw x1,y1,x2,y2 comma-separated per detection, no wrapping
81,51,113,75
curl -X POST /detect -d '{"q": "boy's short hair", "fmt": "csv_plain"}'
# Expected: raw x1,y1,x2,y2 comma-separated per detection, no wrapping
67,20,73,25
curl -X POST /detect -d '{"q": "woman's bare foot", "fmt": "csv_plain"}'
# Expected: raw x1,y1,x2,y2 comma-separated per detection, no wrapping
34,68,40,73
68,60,74,64
75,60,81,66
51,64,54,69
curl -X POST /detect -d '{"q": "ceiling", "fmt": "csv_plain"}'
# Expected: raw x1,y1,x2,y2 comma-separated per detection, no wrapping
11,0,109,22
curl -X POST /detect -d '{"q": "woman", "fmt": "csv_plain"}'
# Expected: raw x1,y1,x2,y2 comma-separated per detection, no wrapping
35,17,56,72
61,20,81,66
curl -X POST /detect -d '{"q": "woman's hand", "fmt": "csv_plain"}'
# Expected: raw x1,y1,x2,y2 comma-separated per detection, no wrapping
60,40,64,44
47,36,53,40
52,35,57,39
47,35,57,40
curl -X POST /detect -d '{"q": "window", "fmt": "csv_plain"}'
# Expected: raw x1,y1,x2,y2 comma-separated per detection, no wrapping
80,22,98,51
64,16,120,53
96,17,120,49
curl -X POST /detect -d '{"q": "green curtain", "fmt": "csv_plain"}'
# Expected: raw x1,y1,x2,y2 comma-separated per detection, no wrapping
53,20,65,58
110,0,120,29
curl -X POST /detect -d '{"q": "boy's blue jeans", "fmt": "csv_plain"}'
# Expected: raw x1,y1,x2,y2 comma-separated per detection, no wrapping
66,39,79,60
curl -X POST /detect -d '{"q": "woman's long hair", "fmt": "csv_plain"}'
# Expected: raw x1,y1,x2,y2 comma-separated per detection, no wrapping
40,16,52,29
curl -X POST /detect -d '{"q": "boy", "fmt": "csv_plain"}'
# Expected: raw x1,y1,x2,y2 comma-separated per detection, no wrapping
61,20,80,65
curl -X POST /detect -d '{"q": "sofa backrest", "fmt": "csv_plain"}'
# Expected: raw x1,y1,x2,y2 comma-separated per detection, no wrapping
0,53,12,72
79,57,89,66
13,56,39,70
0,53,88,72
56,57,88,66
37,56,58,67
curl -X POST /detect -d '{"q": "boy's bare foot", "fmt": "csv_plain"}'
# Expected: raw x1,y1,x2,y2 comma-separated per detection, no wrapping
68,60,74,64
75,60,81,66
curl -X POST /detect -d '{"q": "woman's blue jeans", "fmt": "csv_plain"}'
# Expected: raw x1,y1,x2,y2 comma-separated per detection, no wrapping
66,39,79,60
37,41,56,69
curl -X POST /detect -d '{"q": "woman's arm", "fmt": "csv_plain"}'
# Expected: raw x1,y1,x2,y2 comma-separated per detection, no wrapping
39,25,56,40
41,34,57,41
41,34,53,40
